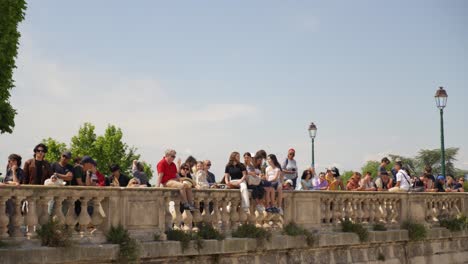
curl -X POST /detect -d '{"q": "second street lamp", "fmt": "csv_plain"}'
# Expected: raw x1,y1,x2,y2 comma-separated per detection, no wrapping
435,87,448,177
308,122,317,168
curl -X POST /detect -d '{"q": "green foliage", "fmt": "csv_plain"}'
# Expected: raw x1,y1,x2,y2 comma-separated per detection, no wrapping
416,148,459,177
232,224,272,246
439,216,468,232
196,223,225,240
0,240,7,248
341,171,354,186
464,181,468,192
106,225,140,263
166,229,193,252
373,223,387,231
361,161,382,179
141,161,154,180
153,233,161,241
282,222,314,246
42,137,67,163
36,219,73,247
341,219,369,242
71,123,97,158
0,0,27,134
401,221,427,241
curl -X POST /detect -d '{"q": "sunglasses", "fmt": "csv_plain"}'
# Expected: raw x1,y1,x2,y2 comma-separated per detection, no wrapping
170,155,176,158
206,164,211,166
181,167,189,171
36,149,46,153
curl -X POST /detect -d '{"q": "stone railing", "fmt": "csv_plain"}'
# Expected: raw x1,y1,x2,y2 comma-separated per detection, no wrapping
0,186,467,242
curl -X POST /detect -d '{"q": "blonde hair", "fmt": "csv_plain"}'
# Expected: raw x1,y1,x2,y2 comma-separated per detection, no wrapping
164,149,176,157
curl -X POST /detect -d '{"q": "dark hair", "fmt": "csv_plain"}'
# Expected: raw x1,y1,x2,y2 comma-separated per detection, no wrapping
8,154,22,167
185,156,197,168
243,152,251,158
424,165,432,174
301,169,312,180
381,157,390,164
365,171,372,176
33,143,48,154
73,156,82,164
109,164,120,172
252,155,261,169
255,150,267,159
395,161,402,168
136,162,144,172
267,154,282,171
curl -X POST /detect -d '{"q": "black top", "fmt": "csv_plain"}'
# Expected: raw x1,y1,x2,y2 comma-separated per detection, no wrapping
207,171,216,184
225,163,246,180
51,162,74,185
34,160,44,185
72,165,85,186
105,174,130,187
435,181,445,192
3,168,25,183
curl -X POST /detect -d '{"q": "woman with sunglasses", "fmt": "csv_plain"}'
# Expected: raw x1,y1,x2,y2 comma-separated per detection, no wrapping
300,169,314,190
23,143,52,185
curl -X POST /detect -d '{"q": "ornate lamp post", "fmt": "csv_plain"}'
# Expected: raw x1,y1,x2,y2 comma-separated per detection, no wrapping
434,87,448,177
308,122,317,168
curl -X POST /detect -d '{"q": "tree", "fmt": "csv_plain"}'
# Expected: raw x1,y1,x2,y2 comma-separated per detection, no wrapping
42,137,67,163
70,123,97,158
0,0,27,134
388,154,417,175
341,171,354,186
141,161,154,180
361,160,381,178
415,148,459,177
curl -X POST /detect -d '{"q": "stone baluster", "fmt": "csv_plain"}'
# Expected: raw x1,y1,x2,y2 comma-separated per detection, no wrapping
431,199,439,222
356,199,363,224
344,199,352,221
221,197,231,233
238,203,248,225
65,197,78,227
361,198,370,224
211,195,222,230
369,199,376,224
172,197,182,230
52,196,66,224
390,199,398,224
11,196,25,237
248,201,257,225
230,197,240,230
385,199,393,223
164,196,173,230
325,199,333,224
91,196,105,233
25,196,38,236
192,196,203,228
78,197,92,232
331,199,338,224
0,196,10,238
181,209,193,231
38,196,51,226
320,199,326,224
441,199,449,219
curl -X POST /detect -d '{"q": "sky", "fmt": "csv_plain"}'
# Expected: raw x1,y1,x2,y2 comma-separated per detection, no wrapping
1,0,467,183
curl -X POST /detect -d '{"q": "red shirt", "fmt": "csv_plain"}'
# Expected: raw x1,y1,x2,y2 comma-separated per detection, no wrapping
157,157,177,184
96,171,106,187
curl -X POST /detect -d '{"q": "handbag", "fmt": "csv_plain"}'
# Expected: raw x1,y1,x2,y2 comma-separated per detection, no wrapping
247,175,261,186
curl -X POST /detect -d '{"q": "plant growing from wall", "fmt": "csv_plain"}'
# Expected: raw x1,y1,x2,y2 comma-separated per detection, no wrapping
439,215,467,232
231,223,271,247
106,225,140,263
373,223,387,231
341,219,369,242
282,222,315,246
401,221,427,241
165,229,194,252
36,219,73,247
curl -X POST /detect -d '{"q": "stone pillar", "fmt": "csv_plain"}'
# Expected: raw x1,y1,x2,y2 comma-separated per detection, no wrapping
11,196,25,238
0,196,10,238
78,197,91,232
25,196,38,236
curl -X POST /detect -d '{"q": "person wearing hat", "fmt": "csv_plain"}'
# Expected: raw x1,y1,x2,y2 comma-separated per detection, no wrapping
327,167,345,190
50,150,74,185
283,179,294,190
81,156,106,187
23,143,53,184
106,164,130,187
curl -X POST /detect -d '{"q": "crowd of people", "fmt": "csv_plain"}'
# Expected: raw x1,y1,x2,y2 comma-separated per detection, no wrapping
2,144,465,218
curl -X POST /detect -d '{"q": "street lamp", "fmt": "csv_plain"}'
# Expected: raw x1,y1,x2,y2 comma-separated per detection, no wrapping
435,87,448,177
308,122,317,168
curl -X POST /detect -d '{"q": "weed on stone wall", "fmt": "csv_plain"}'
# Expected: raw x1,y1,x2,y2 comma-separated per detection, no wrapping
282,222,315,246
401,221,427,241
377,252,385,261
36,219,73,247
106,225,140,263
232,224,272,247
165,229,194,252
373,223,387,231
341,219,369,242
196,223,225,241
439,215,468,232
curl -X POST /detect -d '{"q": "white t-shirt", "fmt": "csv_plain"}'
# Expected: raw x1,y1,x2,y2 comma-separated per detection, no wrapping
266,166,281,182
396,170,411,190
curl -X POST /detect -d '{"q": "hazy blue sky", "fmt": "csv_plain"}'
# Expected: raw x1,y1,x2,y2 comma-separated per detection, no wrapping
1,0,467,181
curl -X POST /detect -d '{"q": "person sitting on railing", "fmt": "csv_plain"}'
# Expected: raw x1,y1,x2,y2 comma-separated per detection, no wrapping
225,151,250,213
374,171,391,191
132,160,150,186
157,149,196,211
194,161,209,189
23,143,52,185
300,169,314,190
106,164,130,187
264,154,284,215
2,154,24,186
313,172,329,190
357,172,376,191
81,156,105,187
203,160,216,186
388,161,411,192
247,154,266,213
346,172,361,191
327,167,345,190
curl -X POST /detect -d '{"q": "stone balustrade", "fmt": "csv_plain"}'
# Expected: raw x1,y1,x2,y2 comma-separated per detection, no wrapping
0,186,467,242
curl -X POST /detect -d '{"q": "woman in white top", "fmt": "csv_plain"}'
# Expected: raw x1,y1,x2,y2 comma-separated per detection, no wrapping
194,161,209,189
265,154,284,215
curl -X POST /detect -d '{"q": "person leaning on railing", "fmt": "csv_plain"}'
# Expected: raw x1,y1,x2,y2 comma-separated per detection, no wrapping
446,176,464,192
23,143,52,185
